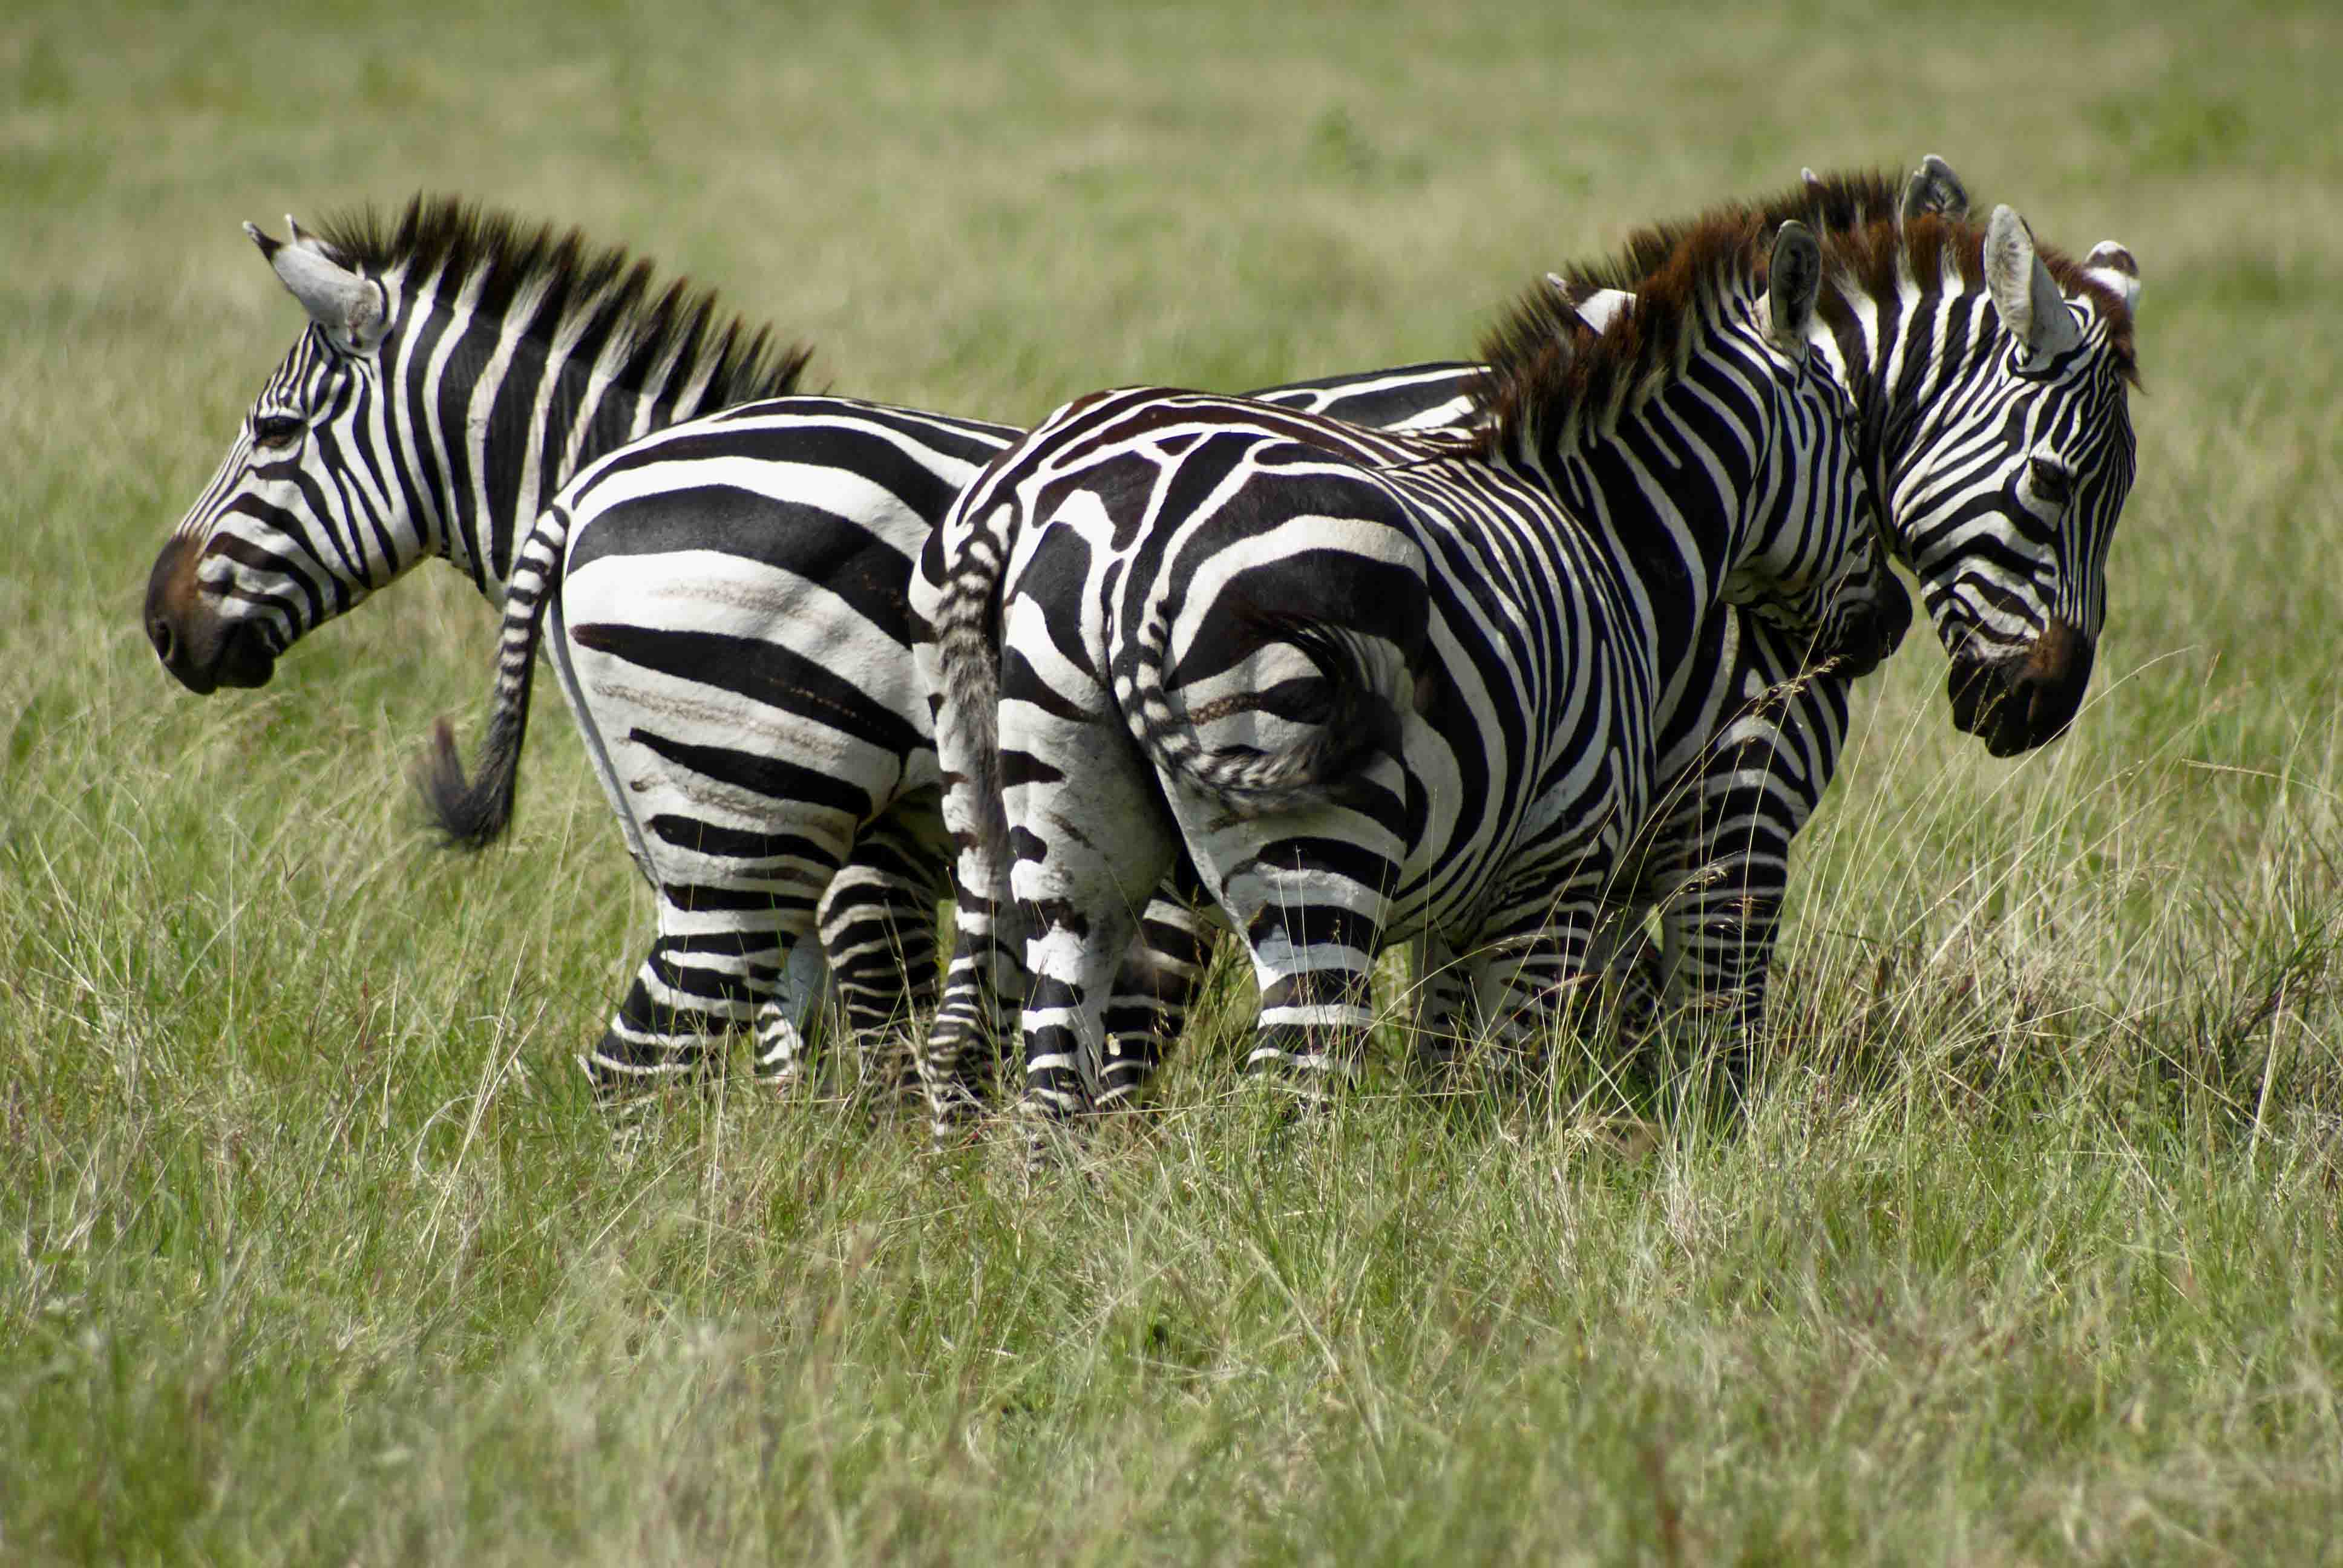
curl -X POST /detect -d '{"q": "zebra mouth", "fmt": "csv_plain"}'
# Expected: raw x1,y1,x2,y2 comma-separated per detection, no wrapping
208,622,281,690
1945,618,2094,757
145,538,283,695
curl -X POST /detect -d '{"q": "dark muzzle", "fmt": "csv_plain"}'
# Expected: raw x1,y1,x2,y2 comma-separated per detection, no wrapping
145,534,278,694
1947,616,2095,757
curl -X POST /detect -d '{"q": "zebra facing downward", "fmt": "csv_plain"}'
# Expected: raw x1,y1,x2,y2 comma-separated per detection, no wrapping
918,218,1910,1120
1506,162,2141,1051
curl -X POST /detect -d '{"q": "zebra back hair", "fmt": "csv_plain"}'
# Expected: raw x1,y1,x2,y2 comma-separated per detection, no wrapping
1546,168,2138,390
1472,209,1775,456
312,195,815,410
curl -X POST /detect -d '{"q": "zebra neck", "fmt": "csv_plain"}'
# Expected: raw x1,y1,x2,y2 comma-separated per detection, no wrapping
1832,282,2000,560
1538,381,1763,656
416,321,687,598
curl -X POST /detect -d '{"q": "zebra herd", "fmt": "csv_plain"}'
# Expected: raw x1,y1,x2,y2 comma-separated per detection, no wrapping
145,156,2142,1141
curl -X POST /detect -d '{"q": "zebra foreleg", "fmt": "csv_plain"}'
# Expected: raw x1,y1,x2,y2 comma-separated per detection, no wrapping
1405,932,1478,1079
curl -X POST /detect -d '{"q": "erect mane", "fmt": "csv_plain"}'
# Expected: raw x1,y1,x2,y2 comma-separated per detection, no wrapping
1471,209,1775,456
1545,167,2138,388
312,195,811,407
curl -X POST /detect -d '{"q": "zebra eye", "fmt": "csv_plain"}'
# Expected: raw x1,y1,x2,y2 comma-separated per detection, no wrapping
251,414,305,451
2028,457,2074,507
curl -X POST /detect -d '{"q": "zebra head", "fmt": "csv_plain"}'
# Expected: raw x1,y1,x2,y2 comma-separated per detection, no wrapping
146,221,407,693
145,200,809,696
1885,204,2141,757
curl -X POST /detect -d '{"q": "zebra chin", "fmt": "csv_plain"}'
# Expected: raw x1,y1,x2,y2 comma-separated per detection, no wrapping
1945,616,2095,757
1817,571,1913,682
143,535,281,694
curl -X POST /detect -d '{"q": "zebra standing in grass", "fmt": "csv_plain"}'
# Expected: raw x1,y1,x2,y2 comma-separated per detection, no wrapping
905,160,2142,1117
142,191,1481,1101
415,366,1481,1103
1481,161,2143,1051
917,218,1911,1119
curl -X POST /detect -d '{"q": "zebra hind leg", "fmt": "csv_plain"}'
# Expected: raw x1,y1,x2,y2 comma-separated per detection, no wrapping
1094,891,1215,1113
814,812,948,1110
588,926,775,1135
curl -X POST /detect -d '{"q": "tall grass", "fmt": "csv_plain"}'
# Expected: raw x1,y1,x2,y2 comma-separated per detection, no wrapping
5,0,2341,1559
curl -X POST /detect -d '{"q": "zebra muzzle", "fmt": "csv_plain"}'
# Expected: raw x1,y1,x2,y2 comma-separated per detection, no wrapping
143,534,280,694
1946,616,2095,757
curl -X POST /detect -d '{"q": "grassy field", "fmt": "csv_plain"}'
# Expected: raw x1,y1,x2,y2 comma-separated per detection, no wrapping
6,0,2343,1560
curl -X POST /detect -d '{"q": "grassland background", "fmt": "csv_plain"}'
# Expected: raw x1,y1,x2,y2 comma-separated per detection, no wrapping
5,1,2341,1561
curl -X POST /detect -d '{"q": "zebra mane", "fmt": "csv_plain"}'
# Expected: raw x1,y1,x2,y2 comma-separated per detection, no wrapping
1471,209,1778,456
1540,168,2138,390
311,195,812,407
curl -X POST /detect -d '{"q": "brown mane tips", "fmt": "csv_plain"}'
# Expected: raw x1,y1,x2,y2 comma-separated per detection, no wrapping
1474,209,1776,455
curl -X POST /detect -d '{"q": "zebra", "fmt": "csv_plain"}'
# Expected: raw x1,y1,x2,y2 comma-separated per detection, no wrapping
1481,159,2143,1052
140,189,1482,1103
916,216,1912,1121
152,165,2141,1117
146,202,810,699
416,373,1476,1104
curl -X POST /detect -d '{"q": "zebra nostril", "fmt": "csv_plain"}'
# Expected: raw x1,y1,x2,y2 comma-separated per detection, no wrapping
149,616,176,664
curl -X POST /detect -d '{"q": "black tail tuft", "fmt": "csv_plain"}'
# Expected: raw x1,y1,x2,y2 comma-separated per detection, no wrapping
418,713,521,851
415,505,568,852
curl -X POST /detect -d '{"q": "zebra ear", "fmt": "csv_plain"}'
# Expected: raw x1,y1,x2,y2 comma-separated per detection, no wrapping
1900,154,1969,226
1766,220,1823,353
2083,240,2142,314
283,215,338,259
1985,205,2082,364
1545,273,1634,334
248,217,387,356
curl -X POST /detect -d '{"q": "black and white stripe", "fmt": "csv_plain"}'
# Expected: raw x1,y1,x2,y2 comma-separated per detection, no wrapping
1510,162,2143,1047
416,368,1483,1103
919,218,1907,1120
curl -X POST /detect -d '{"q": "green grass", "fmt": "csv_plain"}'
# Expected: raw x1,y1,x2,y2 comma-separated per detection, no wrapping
6,0,2343,1560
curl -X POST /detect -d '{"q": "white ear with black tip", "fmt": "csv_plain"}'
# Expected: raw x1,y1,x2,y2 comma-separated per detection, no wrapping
246,216,386,355
1985,205,2082,364
283,214,338,258
2082,240,2142,313
1899,154,1970,226
1545,273,1633,333
1766,220,1823,354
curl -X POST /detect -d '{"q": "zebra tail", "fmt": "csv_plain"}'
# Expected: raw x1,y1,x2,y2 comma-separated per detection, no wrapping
1127,605,1406,817
416,504,571,851
932,522,1012,868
